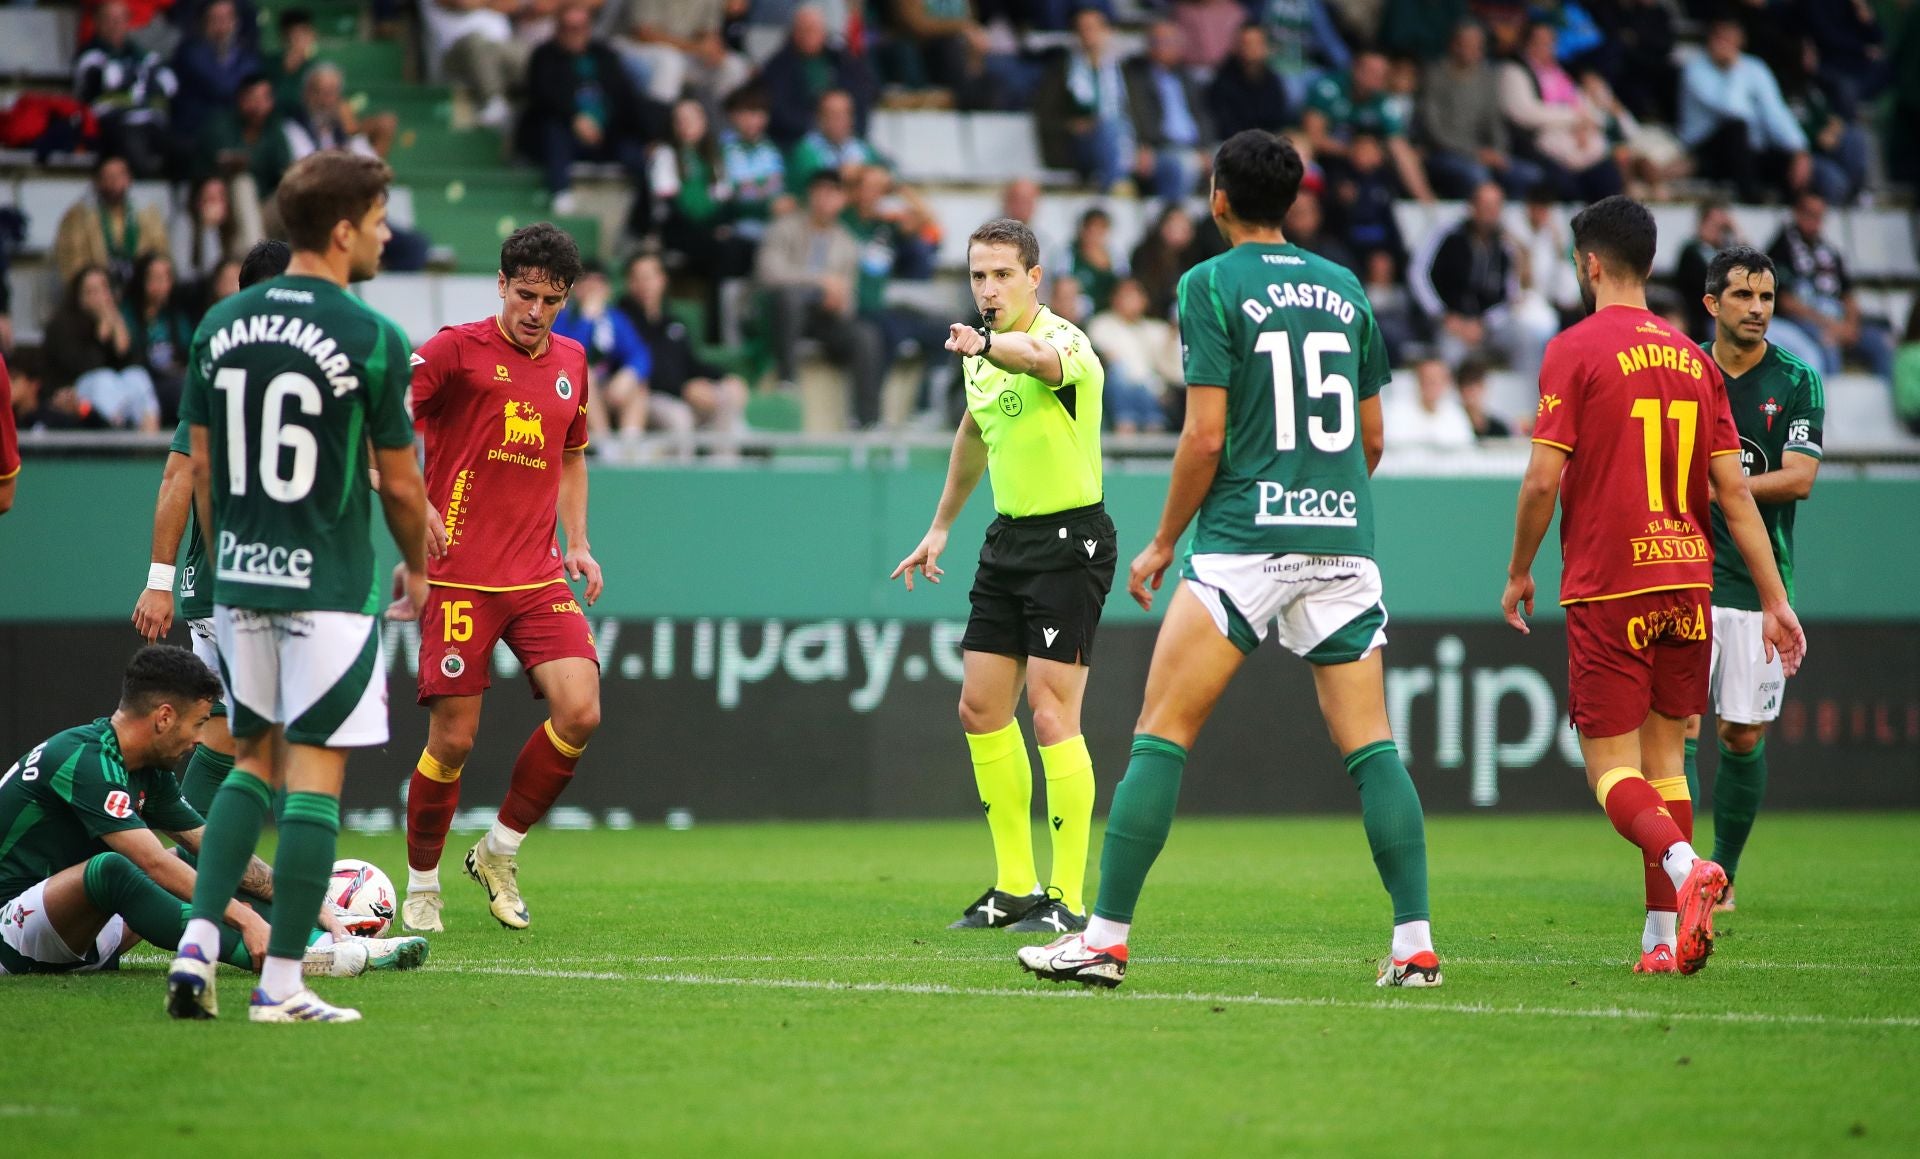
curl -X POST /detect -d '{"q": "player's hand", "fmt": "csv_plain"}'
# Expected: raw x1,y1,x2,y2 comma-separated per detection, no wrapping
317,904,352,943
132,588,174,642
944,323,986,358
384,562,417,620
239,911,269,970
1501,573,1535,634
1761,600,1807,678
426,504,448,560
1128,538,1175,611
890,528,948,591
566,545,604,606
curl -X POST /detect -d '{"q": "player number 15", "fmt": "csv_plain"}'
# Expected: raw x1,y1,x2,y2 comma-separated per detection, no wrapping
1255,331,1354,453
1630,397,1699,514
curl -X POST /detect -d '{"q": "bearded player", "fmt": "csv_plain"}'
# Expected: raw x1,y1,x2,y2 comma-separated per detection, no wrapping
1502,196,1806,976
393,223,603,933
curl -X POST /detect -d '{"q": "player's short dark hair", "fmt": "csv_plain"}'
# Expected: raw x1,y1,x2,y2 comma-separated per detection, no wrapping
1569,194,1656,282
1212,130,1304,228
239,238,291,288
967,217,1040,270
120,645,223,716
1704,245,1775,298
277,150,393,255
499,222,584,292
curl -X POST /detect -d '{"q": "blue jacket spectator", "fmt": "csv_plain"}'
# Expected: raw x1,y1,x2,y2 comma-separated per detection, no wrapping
551,265,655,449
758,5,875,147
171,0,261,141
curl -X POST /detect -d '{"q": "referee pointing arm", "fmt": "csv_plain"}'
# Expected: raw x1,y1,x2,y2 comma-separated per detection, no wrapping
891,218,1112,934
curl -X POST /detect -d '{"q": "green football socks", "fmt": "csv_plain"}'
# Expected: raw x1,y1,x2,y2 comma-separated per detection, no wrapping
188,770,273,925
1345,740,1432,925
1092,735,1187,923
965,721,1039,898
1682,737,1700,806
1038,735,1095,915
85,851,250,969
178,743,236,817
270,792,341,962
1711,739,1769,884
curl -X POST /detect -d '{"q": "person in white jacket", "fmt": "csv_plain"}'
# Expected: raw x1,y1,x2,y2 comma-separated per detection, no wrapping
1085,277,1182,434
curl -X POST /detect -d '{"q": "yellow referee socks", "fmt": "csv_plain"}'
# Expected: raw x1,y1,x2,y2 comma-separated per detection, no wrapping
1039,735,1095,915
965,721,1039,898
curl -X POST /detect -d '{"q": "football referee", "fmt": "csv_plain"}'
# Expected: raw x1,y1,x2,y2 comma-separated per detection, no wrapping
892,217,1112,934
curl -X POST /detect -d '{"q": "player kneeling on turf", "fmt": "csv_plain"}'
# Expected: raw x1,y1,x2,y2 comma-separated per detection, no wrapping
1018,131,1440,990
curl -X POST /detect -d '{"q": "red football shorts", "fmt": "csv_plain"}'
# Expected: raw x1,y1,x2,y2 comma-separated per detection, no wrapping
1564,588,1712,738
416,581,597,702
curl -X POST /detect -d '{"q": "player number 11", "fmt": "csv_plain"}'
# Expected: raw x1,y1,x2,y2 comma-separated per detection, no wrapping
1630,397,1699,514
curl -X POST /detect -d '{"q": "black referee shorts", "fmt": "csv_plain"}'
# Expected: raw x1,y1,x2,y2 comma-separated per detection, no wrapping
961,501,1117,665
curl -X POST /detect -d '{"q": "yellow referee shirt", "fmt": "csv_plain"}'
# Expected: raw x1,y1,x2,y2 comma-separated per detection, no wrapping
964,306,1106,518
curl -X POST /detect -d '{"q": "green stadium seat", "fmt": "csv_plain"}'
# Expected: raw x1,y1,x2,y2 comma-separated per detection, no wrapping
745,390,803,433
319,39,409,82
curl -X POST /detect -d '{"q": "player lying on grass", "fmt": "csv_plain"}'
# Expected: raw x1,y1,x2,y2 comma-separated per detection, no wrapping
389,223,604,934
1684,246,1824,914
1018,131,1441,990
892,216,1111,934
1502,196,1806,976
0,646,422,978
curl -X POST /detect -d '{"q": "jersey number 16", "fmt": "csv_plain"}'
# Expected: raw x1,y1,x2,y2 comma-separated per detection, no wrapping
213,367,323,503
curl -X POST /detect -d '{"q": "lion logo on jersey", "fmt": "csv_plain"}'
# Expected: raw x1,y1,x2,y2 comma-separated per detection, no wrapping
502,401,546,449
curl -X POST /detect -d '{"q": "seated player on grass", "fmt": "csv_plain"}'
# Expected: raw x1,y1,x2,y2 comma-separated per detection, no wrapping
0,645,423,978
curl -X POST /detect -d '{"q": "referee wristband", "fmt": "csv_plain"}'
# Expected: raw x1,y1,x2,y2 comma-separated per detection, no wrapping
976,326,993,357
146,563,177,592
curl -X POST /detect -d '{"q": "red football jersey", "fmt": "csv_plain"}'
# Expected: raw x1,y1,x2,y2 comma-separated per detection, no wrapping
1533,305,1740,605
411,317,591,590
0,354,20,482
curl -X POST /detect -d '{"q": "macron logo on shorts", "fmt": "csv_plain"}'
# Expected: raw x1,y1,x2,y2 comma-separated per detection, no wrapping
1084,539,1097,558
1043,628,1060,647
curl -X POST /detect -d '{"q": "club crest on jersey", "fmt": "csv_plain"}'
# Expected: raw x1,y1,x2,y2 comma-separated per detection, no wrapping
555,369,574,400
441,651,466,679
1762,396,1782,430
502,401,545,449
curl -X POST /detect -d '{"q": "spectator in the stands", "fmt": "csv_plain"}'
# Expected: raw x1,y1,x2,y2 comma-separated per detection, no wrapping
1413,182,1552,381
1512,181,1580,328
552,262,655,455
843,164,949,423
1360,248,1424,365
170,0,258,143
1123,20,1213,202
1455,355,1513,440
1036,7,1137,195
266,6,317,114
1805,0,1886,121
721,86,789,243
423,0,521,131
1378,0,1466,63
1419,20,1540,199
650,96,755,277
123,252,194,421
788,89,885,190
1387,355,1475,452
1581,68,1688,202
1284,188,1355,274
282,63,374,159
1087,277,1180,434
1677,20,1810,205
1767,191,1894,385
54,153,170,289
1068,207,1121,315
755,171,886,429
1329,135,1403,266
76,0,178,178
46,264,160,432
522,4,653,226
1261,0,1350,111
1207,22,1290,142
206,256,242,305
1671,199,1737,341
7,348,107,433
1130,203,1197,320
1593,0,1676,121
1047,271,1089,327
170,176,245,310
612,0,752,108
1895,299,1920,438
999,175,1038,224
1303,49,1432,200
759,4,874,148
195,73,294,198
1791,43,1872,207
1499,21,1621,203
879,0,983,96
618,251,751,459
1172,0,1245,72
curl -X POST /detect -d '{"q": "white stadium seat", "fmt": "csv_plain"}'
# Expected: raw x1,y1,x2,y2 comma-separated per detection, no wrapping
355,273,439,344
0,7,78,80
1846,210,1919,280
437,273,505,329
964,113,1050,186
873,110,969,183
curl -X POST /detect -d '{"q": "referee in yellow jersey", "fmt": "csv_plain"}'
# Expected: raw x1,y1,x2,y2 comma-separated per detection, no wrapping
892,217,1112,933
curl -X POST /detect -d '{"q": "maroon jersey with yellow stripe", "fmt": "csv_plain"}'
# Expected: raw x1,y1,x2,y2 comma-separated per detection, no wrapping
411,318,590,591
1533,305,1740,605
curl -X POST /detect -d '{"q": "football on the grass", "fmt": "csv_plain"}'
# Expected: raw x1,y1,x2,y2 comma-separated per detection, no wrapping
327,859,397,938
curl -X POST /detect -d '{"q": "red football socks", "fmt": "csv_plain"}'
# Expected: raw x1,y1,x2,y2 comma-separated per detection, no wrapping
499,720,585,834
406,751,463,872
1642,775,1693,913
1597,768,1688,862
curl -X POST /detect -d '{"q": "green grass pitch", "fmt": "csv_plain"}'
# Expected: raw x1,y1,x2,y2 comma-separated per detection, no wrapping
7,814,1917,1156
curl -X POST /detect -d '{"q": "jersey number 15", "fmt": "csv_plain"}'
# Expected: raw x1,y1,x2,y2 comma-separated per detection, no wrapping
1255,331,1354,453
213,367,323,503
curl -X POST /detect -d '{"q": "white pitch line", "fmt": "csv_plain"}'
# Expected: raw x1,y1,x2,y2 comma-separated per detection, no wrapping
435,965,1920,1029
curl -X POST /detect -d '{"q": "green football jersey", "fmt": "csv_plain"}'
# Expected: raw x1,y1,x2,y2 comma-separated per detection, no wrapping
964,305,1106,518
177,275,415,613
167,419,213,621
1709,342,1824,611
0,718,202,903
1177,242,1392,558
